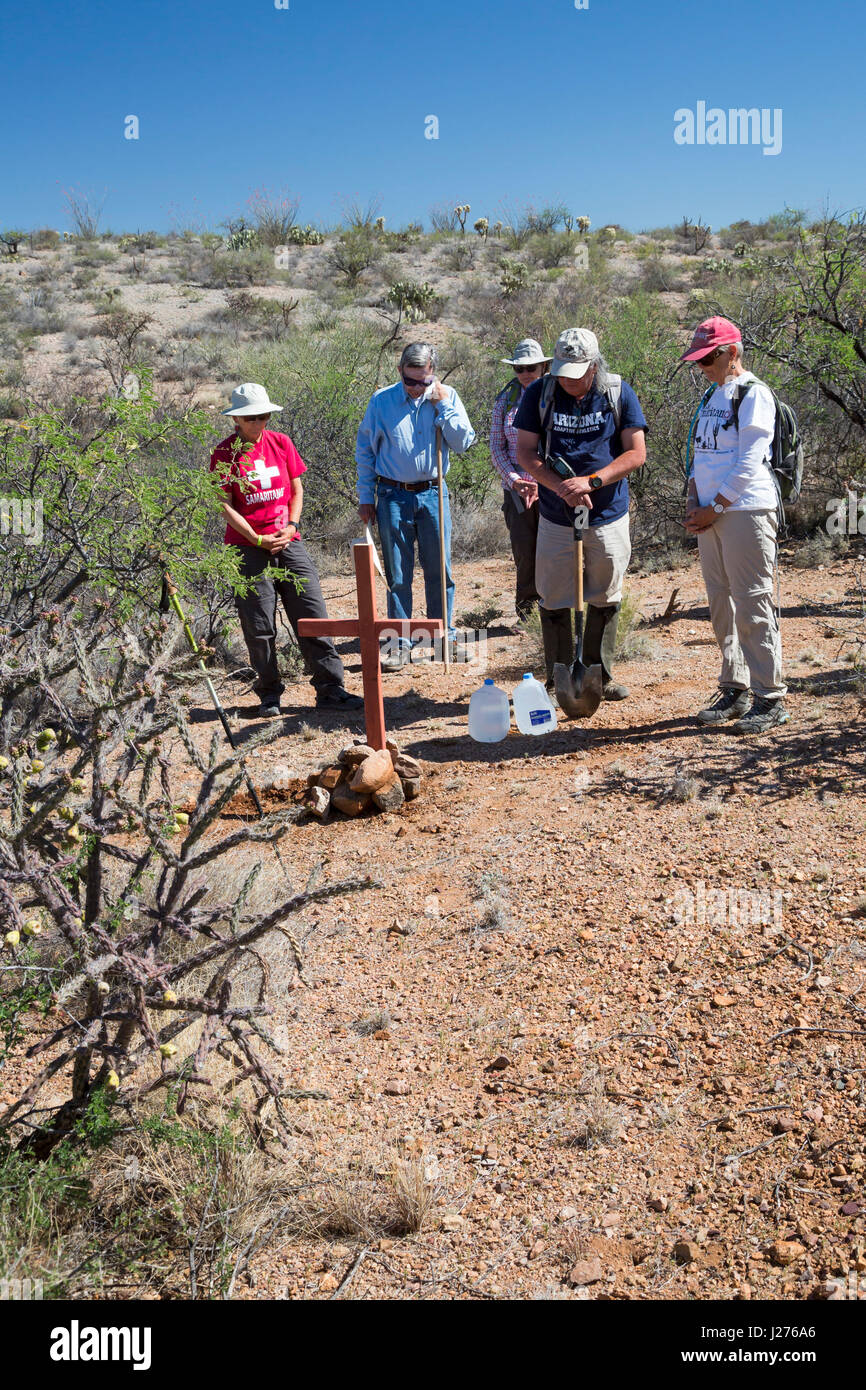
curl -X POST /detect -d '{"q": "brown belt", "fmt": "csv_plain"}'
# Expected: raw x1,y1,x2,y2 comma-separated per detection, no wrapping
376,475,440,494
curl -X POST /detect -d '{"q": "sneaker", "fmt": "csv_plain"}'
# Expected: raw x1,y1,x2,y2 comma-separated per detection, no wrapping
729,696,789,735
258,701,282,719
696,687,751,726
315,686,364,710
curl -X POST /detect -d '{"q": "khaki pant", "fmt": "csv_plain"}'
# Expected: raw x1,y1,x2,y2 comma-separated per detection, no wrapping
535,511,632,609
697,507,786,699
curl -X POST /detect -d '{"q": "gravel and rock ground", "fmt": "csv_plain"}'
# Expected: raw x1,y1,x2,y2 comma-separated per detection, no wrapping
4,548,865,1301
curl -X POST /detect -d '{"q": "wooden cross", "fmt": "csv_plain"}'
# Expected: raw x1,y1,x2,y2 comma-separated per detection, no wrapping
297,541,443,751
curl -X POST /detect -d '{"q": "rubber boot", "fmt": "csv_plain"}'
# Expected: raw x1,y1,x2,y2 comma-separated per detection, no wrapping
539,607,574,692
583,603,628,700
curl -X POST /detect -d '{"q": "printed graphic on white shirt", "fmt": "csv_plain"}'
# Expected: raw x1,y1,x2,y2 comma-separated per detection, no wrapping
692,374,778,512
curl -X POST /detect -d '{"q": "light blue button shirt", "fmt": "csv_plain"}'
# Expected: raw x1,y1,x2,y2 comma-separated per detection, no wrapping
355,381,476,505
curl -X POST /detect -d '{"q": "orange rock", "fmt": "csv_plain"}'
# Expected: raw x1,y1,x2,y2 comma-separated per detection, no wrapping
349,750,394,793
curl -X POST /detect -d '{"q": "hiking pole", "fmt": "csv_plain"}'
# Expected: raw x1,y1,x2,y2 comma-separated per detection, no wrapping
435,426,451,670
159,572,305,973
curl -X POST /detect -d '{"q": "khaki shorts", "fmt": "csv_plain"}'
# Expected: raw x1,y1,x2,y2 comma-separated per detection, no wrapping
535,511,632,609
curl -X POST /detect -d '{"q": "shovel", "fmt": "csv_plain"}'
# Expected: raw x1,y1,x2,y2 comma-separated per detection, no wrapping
553,511,603,719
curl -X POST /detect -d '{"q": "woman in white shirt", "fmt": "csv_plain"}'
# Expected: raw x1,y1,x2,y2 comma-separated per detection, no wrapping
681,316,788,735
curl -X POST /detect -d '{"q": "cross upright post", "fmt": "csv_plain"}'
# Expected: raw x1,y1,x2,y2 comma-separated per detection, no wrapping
297,541,443,750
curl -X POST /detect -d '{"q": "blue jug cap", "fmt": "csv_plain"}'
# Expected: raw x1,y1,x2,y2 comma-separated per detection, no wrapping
484,678,494,685
523,673,532,680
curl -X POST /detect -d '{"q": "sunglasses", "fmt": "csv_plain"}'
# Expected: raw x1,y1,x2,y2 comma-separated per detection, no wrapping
401,372,434,388
514,364,540,374
242,413,271,422
696,346,727,367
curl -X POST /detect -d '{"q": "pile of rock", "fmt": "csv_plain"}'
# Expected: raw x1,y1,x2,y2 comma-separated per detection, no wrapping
303,739,422,820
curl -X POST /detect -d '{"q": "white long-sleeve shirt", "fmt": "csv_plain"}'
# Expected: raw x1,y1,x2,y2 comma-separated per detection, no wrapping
692,372,777,511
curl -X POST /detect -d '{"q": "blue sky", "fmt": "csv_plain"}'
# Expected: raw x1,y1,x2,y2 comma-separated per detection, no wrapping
6,0,864,234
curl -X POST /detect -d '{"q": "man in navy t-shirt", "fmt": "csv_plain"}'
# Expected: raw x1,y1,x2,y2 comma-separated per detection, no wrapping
515,328,647,701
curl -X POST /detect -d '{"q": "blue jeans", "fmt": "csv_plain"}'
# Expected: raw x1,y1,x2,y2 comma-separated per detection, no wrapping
375,479,455,648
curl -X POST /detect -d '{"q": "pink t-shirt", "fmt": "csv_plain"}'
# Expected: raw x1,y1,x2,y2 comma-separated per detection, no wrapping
210,430,307,546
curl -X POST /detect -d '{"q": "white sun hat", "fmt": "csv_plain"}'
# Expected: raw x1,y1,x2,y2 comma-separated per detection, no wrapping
500,337,549,367
221,382,283,417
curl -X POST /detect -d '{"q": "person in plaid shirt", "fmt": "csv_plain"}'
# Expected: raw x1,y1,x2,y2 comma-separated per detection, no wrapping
490,338,550,623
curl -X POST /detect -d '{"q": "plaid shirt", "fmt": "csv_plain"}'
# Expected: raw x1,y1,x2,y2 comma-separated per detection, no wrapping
490,381,535,490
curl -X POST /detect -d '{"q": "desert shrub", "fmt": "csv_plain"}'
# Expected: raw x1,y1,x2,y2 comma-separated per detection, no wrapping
634,254,684,293
209,248,276,287
30,228,62,251
439,238,476,272
429,202,459,233
500,259,530,296
527,231,578,268
246,187,300,247
328,228,383,286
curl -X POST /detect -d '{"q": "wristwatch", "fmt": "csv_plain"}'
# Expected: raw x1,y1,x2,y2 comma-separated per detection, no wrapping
588,473,603,491
713,502,726,514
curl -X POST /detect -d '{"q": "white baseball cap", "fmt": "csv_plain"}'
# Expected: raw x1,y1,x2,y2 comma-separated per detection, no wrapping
221,382,283,416
550,328,599,379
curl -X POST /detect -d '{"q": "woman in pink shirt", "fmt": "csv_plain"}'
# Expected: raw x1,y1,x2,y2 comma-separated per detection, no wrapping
210,383,363,717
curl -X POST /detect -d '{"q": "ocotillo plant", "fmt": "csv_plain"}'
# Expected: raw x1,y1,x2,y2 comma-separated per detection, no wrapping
0,607,374,1157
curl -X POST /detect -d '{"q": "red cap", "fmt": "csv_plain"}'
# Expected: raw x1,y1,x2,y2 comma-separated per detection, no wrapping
680,316,742,362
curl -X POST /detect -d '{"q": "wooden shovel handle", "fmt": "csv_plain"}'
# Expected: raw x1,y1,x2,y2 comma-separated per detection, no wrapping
574,532,584,612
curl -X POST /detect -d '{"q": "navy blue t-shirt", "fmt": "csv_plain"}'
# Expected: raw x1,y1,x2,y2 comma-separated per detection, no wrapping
514,376,648,527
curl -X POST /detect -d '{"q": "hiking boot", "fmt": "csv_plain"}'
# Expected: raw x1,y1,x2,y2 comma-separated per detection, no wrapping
540,607,574,686
258,701,282,719
315,685,364,710
696,687,751,726
602,680,629,701
584,603,627,699
380,649,408,673
729,696,789,735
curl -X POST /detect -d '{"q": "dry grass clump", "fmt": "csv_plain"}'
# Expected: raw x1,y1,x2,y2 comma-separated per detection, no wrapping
293,1154,443,1240
352,1008,391,1036
568,1085,626,1150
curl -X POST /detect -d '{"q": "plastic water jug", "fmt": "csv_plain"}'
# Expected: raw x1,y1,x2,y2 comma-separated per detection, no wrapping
512,673,557,736
468,678,511,743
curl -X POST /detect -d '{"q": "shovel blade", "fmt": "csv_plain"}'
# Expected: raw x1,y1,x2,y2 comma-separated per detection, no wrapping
552,660,603,719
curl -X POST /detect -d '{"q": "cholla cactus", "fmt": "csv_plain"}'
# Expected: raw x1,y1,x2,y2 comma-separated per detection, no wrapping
492,221,503,239
601,225,617,242
577,216,591,235
454,203,471,233
374,216,386,233
473,217,489,240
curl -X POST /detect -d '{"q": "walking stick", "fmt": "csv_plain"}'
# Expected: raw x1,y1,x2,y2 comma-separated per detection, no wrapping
159,572,304,974
435,426,451,670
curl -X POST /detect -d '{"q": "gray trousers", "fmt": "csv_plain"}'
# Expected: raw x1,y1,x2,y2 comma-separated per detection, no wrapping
697,508,786,700
234,541,345,700
502,490,540,619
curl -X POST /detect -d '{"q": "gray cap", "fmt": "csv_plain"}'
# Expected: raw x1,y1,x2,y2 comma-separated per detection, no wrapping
550,328,599,379
500,337,549,367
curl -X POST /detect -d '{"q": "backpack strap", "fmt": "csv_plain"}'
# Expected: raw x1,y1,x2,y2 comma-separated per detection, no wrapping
604,374,622,434
537,372,557,463
499,377,521,411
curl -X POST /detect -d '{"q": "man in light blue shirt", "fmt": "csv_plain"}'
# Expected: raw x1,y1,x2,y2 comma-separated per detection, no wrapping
356,342,476,669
